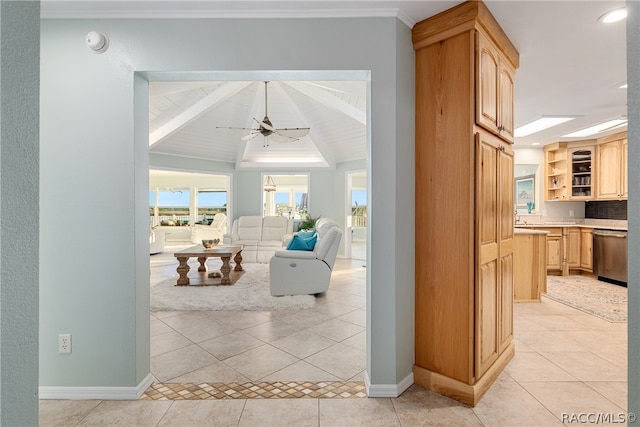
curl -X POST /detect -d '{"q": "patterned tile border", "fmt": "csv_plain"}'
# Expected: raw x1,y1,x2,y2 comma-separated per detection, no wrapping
141,381,367,400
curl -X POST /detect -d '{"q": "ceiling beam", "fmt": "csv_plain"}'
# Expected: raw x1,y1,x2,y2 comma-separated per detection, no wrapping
149,81,222,98
284,81,366,125
149,81,253,147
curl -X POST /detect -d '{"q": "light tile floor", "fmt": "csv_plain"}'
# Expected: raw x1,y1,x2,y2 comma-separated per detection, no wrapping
40,244,628,426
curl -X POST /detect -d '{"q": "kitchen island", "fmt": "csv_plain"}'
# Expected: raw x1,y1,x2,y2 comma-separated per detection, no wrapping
514,229,548,302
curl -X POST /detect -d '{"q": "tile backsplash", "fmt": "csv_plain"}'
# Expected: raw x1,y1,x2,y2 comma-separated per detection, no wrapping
585,200,627,220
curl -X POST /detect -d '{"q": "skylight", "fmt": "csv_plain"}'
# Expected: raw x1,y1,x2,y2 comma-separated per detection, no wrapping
514,116,577,137
562,119,628,138
599,8,627,23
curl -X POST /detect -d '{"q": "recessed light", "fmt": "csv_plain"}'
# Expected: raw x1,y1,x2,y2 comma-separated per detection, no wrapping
532,142,540,146
599,7,627,23
514,116,577,137
562,119,627,138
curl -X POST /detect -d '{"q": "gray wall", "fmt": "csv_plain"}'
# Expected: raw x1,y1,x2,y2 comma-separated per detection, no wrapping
627,0,639,418
40,17,415,391
0,1,40,424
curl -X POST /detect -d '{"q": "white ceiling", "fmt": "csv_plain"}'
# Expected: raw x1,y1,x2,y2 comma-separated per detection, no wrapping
148,80,367,168
43,0,629,165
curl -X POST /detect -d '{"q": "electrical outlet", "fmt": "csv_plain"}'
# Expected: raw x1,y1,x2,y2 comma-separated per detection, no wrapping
569,209,575,217
59,334,71,354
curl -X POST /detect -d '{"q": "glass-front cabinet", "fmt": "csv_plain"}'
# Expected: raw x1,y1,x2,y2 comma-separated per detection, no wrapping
569,147,594,199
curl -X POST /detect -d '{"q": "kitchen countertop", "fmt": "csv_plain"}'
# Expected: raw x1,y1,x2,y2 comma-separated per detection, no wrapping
514,228,549,235
514,223,627,231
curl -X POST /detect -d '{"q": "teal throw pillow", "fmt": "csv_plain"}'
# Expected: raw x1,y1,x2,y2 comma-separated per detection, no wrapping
297,230,316,239
286,233,318,251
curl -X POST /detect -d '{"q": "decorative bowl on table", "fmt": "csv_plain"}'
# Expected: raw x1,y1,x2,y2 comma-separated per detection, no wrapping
202,239,220,249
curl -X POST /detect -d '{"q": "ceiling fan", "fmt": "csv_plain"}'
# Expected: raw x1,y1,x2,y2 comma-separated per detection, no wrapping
218,81,310,146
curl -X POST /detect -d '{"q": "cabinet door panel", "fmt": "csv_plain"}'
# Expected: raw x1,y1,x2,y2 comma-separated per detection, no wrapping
478,141,498,251
499,253,514,352
622,139,628,198
498,62,515,142
596,141,621,199
499,147,514,242
546,236,562,271
477,260,499,377
567,228,581,268
580,229,593,271
477,35,499,132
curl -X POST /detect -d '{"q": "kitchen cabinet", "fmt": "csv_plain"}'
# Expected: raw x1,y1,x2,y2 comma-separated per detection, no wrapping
476,33,516,143
596,132,627,200
567,227,581,269
530,226,596,275
413,0,518,407
543,143,568,201
568,147,594,200
544,142,597,201
534,227,563,272
580,228,593,272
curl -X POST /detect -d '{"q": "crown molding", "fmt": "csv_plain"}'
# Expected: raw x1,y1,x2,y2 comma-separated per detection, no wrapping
41,3,416,27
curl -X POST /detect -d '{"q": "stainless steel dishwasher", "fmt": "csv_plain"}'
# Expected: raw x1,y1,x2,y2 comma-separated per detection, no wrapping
592,229,627,285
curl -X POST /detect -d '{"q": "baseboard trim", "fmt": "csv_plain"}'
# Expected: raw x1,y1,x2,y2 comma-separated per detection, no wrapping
413,341,515,407
364,371,414,397
39,373,153,400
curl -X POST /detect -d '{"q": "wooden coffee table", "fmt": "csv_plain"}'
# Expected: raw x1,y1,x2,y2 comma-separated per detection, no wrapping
173,245,243,286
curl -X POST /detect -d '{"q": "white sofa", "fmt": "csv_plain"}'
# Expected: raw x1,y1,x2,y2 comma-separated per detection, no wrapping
191,213,227,244
223,216,294,263
269,218,343,296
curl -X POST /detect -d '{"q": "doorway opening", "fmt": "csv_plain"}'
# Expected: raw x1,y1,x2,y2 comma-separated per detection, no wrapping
145,72,370,388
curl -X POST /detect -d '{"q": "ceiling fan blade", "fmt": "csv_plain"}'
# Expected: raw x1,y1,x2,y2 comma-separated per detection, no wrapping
216,126,258,131
275,128,310,139
268,132,302,143
241,132,259,142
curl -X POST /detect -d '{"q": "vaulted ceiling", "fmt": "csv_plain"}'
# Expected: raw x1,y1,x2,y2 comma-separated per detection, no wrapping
148,80,367,169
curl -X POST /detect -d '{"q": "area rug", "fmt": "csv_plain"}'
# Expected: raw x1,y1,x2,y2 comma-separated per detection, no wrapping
544,275,627,322
151,263,315,311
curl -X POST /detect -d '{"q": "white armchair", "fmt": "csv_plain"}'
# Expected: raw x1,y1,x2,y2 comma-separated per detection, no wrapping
150,230,165,255
269,218,343,296
190,213,227,244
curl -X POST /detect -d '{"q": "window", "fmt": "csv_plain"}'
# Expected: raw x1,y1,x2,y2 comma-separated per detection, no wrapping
263,174,309,218
351,189,367,227
197,190,227,224
151,189,190,226
274,192,291,217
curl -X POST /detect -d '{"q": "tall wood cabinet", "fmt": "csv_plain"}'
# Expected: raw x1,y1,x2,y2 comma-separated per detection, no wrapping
413,0,519,406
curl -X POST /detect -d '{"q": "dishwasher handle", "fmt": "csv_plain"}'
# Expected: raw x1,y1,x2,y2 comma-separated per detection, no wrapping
592,230,627,238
